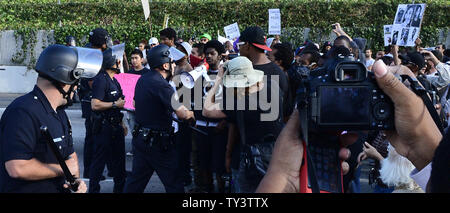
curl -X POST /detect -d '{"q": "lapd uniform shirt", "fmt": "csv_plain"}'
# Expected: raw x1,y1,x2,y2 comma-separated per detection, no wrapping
134,69,175,131
91,71,123,118
0,86,74,193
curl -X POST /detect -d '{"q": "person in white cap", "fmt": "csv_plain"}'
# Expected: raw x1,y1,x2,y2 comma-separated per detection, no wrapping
149,37,159,48
174,41,193,75
140,37,159,69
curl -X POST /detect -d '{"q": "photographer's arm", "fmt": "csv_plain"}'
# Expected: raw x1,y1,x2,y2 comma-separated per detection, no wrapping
202,68,227,119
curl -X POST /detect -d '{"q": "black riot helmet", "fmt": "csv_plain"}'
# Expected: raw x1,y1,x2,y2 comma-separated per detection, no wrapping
35,44,103,107
35,44,81,85
89,28,110,49
147,44,172,69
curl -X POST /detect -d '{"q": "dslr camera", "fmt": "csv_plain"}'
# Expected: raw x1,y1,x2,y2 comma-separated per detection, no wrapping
298,55,395,131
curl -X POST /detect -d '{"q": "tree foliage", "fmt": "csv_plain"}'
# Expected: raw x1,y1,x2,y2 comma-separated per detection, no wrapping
1,0,448,62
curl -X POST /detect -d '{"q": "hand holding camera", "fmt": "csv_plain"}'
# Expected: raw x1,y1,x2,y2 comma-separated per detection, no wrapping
373,61,442,170
332,23,343,35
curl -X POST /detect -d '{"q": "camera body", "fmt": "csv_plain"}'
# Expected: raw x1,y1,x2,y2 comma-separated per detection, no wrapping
299,55,395,131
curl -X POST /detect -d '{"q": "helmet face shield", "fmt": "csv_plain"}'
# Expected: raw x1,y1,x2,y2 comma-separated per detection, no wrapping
111,43,125,60
168,46,185,61
72,46,103,78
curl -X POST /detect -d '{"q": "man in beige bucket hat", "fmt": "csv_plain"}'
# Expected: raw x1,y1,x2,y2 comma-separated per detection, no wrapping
203,56,284,193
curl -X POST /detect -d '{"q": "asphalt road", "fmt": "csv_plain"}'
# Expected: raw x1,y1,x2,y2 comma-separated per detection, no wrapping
0,95,374,193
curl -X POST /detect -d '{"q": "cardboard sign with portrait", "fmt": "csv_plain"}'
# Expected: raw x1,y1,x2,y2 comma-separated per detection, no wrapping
392,4,426,47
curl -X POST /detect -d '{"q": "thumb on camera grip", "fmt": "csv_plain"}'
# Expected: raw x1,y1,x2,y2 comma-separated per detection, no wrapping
373,60,416,106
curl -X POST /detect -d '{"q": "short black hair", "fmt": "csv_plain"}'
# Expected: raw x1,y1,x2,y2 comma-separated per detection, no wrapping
334,36,351,48
444,49,450,57
159,28,177,40
204,40,225,55
273,43,294,70
193,43,205,55
131,49,143,58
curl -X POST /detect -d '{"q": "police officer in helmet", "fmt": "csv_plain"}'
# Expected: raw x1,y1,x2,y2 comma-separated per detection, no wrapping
0,44,102,193
124,44,195,193
80,28,111,179
88,48,127,193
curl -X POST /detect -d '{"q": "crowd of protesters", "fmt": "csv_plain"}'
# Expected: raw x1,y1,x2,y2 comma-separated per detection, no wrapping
1,19,449,193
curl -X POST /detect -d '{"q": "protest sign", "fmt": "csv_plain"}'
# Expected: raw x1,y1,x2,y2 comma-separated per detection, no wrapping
224,23,240,40
218,35,231,44
268,9,281,35
384,25,393,46
392,4,426,47
141,0,150,20
114,73,141,111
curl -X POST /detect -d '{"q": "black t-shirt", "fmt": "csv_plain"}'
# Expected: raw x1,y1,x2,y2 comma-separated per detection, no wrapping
254,62,289,120
222,83,284,145
134,69,176,131
91,71,123,118
0,86,74,193
127,67,150,76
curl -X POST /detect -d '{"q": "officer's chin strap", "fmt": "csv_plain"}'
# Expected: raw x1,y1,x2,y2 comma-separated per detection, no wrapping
164,60,174,81
400,75,445,133
52,80,79,110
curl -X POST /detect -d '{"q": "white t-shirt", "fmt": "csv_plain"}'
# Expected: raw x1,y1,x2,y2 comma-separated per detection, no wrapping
365,58,375,68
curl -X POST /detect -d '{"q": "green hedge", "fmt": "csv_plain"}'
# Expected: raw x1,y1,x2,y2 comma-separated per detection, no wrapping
1,0,449,65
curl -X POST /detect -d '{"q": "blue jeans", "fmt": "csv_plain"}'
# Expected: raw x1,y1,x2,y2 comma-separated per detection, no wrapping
231,168,240,193
350,166,362,193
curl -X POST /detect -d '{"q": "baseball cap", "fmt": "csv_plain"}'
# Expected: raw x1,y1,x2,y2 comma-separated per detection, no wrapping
222,56,264,88
399,52,425,70
240,26,272,51
89,28,109,47
200,33,212,41
149,37,159,45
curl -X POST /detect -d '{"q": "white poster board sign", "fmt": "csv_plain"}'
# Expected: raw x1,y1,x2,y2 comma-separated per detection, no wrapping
218,35,231,44
392,4,426,47
224,23,240,40
141,0,150,20
268,9,281,35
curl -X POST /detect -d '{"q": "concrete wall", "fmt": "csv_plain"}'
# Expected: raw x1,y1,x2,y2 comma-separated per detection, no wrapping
0,30,54,93
0,66,37,93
